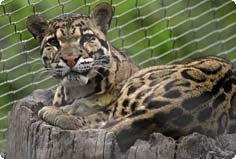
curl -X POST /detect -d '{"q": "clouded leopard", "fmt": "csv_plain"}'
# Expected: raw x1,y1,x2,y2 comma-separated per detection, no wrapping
27,2,236,151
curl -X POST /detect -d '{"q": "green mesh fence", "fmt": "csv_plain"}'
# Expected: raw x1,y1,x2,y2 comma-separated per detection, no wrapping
0,0,236,152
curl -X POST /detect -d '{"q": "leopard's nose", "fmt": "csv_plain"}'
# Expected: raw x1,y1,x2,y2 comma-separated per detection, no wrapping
61,55,80,68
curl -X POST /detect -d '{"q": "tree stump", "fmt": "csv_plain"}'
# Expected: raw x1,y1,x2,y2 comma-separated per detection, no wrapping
5,89,236,159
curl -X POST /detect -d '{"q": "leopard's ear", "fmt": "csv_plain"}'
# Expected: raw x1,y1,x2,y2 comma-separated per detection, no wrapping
91,2,113,34
26,15,49,41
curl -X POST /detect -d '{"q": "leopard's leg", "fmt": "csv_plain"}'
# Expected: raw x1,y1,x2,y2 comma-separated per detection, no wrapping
103,109,166,152
104,111,162,151
38,83,110,129
38,106,83,129
103,107,222,152
38,106,109,130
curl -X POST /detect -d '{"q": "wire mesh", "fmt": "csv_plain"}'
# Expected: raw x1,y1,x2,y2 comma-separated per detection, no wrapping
0,0,236,152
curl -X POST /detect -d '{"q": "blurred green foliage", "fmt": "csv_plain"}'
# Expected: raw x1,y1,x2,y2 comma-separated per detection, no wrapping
0,0,236,152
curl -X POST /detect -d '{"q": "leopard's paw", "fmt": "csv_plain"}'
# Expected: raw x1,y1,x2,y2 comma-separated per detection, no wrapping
38,106,82,130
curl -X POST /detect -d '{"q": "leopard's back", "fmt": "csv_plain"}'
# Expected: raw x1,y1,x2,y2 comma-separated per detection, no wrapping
110,56,235,139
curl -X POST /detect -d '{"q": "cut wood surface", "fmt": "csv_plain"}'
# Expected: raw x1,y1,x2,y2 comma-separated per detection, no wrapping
6,89,236,159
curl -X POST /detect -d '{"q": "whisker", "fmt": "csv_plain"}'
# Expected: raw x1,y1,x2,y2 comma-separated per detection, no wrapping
33,70,51,80
93,59,110,65
93,65,112,71
44,68,64,72
93,59,109,62
93,66,115,75
29,57,40,61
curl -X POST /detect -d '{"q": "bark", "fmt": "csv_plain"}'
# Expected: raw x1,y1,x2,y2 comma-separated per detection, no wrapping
5,89,236,159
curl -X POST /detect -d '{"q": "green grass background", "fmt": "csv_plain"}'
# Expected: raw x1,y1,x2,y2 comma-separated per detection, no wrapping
0,0,236,151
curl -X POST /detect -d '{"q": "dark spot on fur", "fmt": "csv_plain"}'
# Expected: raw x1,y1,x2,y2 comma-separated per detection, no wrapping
212,93,226,109
173,114,193,127
129,109,147,118
146,100,170,109
127,85,137,95
168,108,183,118
127,82,144,96
181,81,191,88
223,79,232,93
94,68,109,93
149,80,161,87
121,108,127,116
182,92,212,110
212,70,231,95
164,80,190,91
164,80,178,91
130,102,138,112
197,107,212,122
154,112,168,127
181,69,206,83
148,73,158,80
75,23,82,27
60,29,66,36
115,118,152,153
163,90,181,98
136,91,145,99
98,38,109,49
80,21,85,25
60,86,66,105
148,70,176,81
122,99,130,107
143,94,154,104
194,64,222,75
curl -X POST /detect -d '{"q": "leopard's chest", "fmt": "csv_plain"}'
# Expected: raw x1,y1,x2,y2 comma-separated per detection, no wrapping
52,76,119,116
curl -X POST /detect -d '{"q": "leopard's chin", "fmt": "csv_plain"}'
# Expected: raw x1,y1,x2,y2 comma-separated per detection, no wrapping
62,73,89,86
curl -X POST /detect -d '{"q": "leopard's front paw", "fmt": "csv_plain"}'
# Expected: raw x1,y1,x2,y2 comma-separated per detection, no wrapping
38,106,83,130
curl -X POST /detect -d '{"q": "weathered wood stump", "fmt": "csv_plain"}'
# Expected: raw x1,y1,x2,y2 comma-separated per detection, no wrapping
6,89,236,159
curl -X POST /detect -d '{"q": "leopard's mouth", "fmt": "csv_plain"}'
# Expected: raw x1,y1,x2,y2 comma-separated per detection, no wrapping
64,61,92,79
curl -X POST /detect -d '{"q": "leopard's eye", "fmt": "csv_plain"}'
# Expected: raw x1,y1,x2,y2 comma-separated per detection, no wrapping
81,34,94,44
48,38,60,47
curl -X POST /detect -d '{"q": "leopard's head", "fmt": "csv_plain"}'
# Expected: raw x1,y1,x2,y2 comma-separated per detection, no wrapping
27,3,113,85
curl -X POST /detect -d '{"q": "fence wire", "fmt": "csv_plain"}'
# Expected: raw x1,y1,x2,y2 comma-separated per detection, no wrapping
0,0,236,151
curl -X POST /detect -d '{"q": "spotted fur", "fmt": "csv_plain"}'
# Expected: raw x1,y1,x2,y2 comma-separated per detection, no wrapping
27,3,236,152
